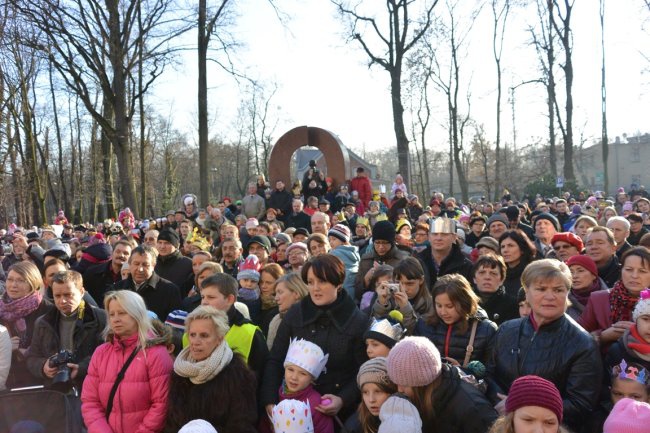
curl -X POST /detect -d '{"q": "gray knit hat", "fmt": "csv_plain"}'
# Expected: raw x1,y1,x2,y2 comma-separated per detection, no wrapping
357,357,394,389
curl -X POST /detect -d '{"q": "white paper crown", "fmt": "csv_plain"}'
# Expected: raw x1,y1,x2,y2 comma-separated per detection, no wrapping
284,338,329,379
272,399,314,433
368,318,404,342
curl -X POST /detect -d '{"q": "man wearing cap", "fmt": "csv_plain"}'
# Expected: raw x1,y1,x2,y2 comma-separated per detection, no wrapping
349,167,372,212
550,232,583,262
247,235,272,266
285,242,308,272
242,182,266,220
417,218,473,290
73,225,87,241
355,220,410,300
318,198,333,223
466,215,487,248
154,228,193,289
113,245,181,321
83,240,134,305
505,205,534,241
606,217,632,259
269,180,293,223
486,212,509,241
286,199,311,232
533,213,561,258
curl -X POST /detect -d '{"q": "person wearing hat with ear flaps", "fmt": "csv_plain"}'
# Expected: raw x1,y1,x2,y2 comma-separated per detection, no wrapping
416,218,473,290
354,221,411,301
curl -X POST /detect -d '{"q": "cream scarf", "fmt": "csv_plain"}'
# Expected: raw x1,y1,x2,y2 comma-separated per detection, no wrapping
173,340,233,384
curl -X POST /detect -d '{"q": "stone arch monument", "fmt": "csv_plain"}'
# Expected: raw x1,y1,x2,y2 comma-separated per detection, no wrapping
268,126,351,187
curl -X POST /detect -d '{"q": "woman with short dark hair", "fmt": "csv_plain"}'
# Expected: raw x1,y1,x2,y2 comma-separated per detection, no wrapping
261,254,368,420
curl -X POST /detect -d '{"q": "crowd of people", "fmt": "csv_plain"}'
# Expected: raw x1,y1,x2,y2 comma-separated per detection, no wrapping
1,166,650,433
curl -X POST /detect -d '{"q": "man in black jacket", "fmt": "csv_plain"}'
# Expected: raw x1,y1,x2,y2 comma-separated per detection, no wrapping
269,180,293,223
26,270,106,390
286,199,311,231
83,239,133,305
154,228,193,289
417,218,473,291
113,244,182,321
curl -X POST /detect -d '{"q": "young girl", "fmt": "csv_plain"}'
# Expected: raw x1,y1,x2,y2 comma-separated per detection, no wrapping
266,338,333,433
236,255,261,325
606,289,650,372
361,264,393,312
345,357,398,433
391,174,407,198
372,258,433,334
364,318,404,359
414,274,497,367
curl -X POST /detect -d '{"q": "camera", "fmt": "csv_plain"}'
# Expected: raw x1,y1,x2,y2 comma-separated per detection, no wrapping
386,283,401,295
48,349,75,392
1,244,12,255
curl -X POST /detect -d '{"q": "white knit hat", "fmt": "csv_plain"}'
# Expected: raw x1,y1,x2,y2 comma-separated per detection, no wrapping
633,289,650,322
284,338,329,379
178,419,217,433
272,399,314,433
378,395,422,433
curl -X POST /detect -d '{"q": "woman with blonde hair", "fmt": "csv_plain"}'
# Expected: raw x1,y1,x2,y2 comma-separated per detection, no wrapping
164,306,257,433
0,261,53,387
266,272,309,349
82,290,173,433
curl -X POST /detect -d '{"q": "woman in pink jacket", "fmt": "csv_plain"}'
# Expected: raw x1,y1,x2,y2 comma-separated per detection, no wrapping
82,290,173,433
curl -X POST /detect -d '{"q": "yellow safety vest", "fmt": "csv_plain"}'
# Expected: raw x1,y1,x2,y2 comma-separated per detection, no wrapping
182,322,259,364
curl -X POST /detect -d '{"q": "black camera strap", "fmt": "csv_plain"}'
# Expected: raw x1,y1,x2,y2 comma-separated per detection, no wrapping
105,347,140,421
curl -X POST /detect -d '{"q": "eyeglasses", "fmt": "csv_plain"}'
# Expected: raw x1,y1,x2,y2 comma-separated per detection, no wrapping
7,277,27,285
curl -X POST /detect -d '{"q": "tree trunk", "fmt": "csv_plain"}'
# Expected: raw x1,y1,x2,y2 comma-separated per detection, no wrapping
600,0,609,193
138,0,147,217
198,0,209,207
391,72,410,185
101,99,117,218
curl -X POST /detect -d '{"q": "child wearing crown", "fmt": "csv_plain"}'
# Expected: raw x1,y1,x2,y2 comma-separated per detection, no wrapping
261,338,334,433
606,288,650,373
237,254,262,325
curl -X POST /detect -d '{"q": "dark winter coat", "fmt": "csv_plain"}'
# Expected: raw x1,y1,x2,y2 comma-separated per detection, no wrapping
154,250,193,289
628,226,650,246
26,304,106,390
477,286,519,325
503,260,529,299
420,364,498,433
226,305,269,384
417,243,473,292
604,329,650,376
163,354,257,433
598,256,621,289
355,244,411,299
486,315,602,431
112,273,182,322
269,189,294,220
286,211,312,232
261,290,368,418
413,309,497,365
83,261,122,305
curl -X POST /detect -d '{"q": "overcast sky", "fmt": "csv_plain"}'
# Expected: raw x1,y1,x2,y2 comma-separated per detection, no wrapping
151,0,650,154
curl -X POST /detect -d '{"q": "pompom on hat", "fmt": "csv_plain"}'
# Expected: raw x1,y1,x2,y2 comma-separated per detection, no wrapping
272,399,314,433
387,336,441,387
284,338,328,379
237,254,261,282
603,398,650,433
633,289,650,322
505,375,563,423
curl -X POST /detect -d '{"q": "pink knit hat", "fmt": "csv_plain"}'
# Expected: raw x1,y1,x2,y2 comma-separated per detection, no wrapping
387,337,441,387
604,398,650,433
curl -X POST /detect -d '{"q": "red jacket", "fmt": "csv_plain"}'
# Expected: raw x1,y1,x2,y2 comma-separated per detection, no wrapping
577,289,612,335
349,176,372,208
82,333,173,433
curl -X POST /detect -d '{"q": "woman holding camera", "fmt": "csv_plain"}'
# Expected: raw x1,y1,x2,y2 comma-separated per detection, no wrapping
372,257,433,333
0,261,53,388
82,290,173,433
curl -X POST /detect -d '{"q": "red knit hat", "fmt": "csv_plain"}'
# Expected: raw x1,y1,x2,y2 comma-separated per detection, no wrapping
551,232,584,252
566,255,598,277
505,375,563,423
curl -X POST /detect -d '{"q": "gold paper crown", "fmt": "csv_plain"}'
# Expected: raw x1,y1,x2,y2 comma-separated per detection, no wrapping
375,214,389,222
188,227,210,251
355,216,370,228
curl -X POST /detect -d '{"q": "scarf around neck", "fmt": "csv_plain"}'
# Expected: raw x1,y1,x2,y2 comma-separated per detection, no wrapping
571,279,601,307
0,291,42,332
174,339,233,384
609,280,639,323
626,324,650,361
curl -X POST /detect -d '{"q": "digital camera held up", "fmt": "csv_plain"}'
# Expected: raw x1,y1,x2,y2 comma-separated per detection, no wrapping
48,349,75,392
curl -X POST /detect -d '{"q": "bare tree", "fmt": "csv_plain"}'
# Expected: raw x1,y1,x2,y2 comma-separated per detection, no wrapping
600,0,609,192
491,0,509,200
332,0,439,186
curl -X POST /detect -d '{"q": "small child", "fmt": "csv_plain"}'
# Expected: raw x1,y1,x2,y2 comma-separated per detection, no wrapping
273,338,333,433
606,289,650,372
328,224,360,300
364,318,404,359
517,287,531,318
237,254,261,324
611,360,649,405
603,398,650,433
